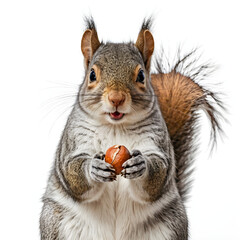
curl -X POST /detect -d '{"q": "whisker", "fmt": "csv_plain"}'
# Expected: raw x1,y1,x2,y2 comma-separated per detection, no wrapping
79,98,101,104
41,94,77,108
87,103,102,116
42,100,74,121
131,93,159,97
48,103,75,135
131,98,153,102
130,105,138,114
79,93,102,96
46,80,80,88
40,88,77,123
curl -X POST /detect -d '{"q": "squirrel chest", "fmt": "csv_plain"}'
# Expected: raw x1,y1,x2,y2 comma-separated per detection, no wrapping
93,125,150,153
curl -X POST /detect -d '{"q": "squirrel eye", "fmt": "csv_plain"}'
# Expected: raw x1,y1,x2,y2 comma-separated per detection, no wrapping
89,68,96,82
136,69,145,84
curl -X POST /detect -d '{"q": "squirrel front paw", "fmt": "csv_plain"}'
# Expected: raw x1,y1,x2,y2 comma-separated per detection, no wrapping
90,152,116,182
121,150,146,179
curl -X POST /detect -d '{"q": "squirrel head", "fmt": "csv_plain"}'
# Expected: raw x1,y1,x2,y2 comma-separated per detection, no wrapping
79,18,154,125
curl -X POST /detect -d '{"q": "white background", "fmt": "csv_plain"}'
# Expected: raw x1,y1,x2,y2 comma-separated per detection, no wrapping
0,0,239,239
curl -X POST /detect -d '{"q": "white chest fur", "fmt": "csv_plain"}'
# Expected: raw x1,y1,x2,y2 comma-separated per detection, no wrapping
93,125,134,152
93,124,158,154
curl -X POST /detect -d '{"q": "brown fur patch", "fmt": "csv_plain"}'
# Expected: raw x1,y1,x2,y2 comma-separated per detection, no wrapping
151,71,204,138
64,159,91,200
143,159,167,202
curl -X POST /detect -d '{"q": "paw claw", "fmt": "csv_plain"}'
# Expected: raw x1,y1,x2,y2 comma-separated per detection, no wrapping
94,152,105,160
120,169,126,177
131,150,142,157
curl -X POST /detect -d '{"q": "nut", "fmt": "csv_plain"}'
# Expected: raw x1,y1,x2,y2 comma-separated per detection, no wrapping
105,145,131,175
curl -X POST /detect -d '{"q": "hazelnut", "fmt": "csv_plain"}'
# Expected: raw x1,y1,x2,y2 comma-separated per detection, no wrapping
105,145,131,174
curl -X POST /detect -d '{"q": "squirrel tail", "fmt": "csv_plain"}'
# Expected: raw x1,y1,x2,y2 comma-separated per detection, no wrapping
151,50,225,201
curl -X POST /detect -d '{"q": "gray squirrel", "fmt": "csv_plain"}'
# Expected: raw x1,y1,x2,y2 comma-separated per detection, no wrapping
40,17,223,240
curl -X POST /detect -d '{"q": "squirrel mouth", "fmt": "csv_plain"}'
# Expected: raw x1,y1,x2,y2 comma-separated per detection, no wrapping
109,111,124,120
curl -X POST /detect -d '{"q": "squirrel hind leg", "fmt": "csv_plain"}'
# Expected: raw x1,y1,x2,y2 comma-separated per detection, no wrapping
40,199,64,239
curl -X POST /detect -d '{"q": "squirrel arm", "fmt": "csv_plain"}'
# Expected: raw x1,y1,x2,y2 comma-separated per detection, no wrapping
55,149,106,202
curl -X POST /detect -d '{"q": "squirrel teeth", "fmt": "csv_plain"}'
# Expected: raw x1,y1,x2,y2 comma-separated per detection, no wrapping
109,111,124,120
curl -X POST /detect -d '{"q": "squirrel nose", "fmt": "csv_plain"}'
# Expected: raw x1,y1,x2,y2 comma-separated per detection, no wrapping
108,91,126,107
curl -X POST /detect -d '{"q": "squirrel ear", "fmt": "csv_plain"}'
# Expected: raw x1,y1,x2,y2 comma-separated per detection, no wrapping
135,30,154,71
81,29,100,69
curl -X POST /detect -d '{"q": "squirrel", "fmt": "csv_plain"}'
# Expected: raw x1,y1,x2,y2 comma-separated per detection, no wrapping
40,17,223,240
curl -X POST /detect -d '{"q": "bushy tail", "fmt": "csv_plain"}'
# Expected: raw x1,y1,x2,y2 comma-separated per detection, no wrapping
151,50,225,201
